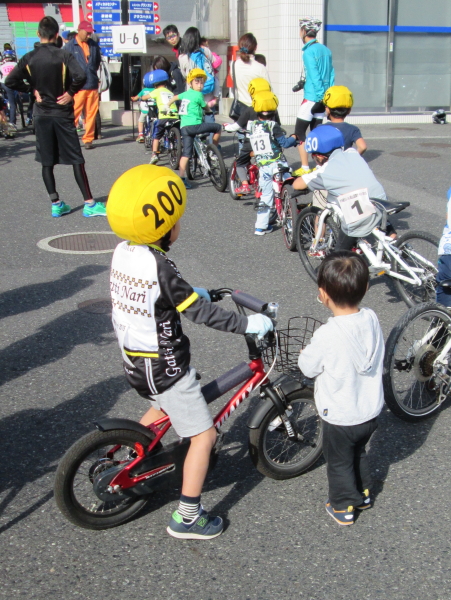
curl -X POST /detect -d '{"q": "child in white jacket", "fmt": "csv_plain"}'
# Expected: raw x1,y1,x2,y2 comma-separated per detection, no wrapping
299,251,384,526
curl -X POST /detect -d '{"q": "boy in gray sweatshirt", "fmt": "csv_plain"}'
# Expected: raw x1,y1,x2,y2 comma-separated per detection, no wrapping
298,251,384,526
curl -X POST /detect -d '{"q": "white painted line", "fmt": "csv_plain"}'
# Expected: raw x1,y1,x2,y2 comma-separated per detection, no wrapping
37,231,118,254
365,136,451,140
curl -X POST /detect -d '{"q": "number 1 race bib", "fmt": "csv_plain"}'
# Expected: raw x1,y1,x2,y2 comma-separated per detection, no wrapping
179,99,190,115
250,131,271,156
337,188,376,225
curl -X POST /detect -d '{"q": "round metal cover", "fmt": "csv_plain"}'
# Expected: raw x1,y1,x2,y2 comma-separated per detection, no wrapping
420,142,451,149
37,232,121,254
390,151,440,158
78,298,112,314
390,127,419,131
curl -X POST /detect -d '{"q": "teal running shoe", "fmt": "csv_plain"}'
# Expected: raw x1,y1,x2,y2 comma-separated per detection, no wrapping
52,201,71,218
167,508,223,540
181,177,192,190
83,202,107,217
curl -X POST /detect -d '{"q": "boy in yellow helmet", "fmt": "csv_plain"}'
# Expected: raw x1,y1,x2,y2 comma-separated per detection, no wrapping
169,68,222,188
322,85,367,155
107,165,273,539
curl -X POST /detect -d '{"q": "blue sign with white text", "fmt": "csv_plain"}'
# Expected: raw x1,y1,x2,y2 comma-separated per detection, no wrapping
129,1,154,10
93,11,121,22
145,25,156,34
129,12,154,23
101,47,121,57
97,24,114,33
93,0,120,10
98,36,113,45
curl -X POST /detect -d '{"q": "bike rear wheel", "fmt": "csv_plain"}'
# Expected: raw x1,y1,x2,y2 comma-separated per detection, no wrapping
281,186,299,251
391,230,439,307
295,206,340,282
228,161,241,200
248,388,323,479
207,144,227,192
383,302,451,421
54,429,154,530
168,126,182,170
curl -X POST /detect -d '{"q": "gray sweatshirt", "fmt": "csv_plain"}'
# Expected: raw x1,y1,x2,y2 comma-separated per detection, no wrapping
298,308,384,426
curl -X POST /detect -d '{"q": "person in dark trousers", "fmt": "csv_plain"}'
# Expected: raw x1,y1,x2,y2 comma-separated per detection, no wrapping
5,16,105,218
65,20,101,150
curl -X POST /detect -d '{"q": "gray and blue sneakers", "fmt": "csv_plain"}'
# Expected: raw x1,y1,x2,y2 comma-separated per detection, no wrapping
167,508,223,540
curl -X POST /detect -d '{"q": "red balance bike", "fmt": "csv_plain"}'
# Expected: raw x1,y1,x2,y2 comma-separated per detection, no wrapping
54,289,323,530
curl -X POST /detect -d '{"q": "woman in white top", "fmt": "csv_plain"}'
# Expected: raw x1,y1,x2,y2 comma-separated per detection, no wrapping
234,33,271,107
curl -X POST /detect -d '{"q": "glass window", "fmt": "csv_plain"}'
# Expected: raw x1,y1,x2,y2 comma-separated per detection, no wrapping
397,0,451,27
327,32,388,109
326,0,388,26
392,34,451,108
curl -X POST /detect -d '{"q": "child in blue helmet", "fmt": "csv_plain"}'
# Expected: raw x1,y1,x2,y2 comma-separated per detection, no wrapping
140,69,179,164
436,188,451,307
131,72,155,143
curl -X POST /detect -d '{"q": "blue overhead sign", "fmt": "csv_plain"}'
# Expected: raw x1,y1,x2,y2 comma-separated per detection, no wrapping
129,12,155,22
93,0,120,9
101,47,121,57
129,1,155,10
145,25,157,34
97,23,114,33
98,36,113,45
93,11,121,22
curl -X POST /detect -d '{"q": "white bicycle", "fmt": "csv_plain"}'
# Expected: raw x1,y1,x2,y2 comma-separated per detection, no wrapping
295,198,439,308
384,302,451,421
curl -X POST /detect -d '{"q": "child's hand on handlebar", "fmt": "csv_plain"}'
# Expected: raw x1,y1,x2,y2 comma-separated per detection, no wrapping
193,287,211,302
246,314,274,339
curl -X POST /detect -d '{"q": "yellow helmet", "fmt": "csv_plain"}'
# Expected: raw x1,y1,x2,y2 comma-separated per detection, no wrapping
187,68,207,84
323,85,354,109
248,77,271,97
252,91,279,113
107,165,186,245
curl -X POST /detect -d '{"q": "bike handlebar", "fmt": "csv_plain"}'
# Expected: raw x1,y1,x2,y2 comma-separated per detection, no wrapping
208,288,268,313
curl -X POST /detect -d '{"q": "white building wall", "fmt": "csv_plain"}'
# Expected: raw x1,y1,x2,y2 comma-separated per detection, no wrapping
242,0,324,123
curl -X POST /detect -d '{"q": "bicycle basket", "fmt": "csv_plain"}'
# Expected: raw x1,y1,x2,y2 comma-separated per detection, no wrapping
262,316,323,381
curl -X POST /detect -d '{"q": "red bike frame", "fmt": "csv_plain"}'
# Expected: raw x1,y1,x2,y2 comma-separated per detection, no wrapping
106,358,267,490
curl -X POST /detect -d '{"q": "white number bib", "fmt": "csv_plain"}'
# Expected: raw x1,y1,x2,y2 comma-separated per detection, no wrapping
337,188,376,225
179,99,190,115
250,132,271,156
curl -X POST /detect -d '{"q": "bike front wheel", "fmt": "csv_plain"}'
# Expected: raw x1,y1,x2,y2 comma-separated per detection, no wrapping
168,126,182,170
281,186,299,251
54,429,154,530
248,388,323,480
206,144,227,192
383,302,451,421
228,161,241,200
391,230,439,307
295,206,340,282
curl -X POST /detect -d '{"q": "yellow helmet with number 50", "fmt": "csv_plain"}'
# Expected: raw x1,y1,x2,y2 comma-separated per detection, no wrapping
187,68,207,84
107,165,187,245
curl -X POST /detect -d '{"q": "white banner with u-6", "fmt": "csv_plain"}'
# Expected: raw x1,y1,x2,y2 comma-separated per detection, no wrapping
112,24,147,53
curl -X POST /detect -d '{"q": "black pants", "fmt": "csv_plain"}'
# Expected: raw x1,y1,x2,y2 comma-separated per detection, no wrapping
322,418,378,510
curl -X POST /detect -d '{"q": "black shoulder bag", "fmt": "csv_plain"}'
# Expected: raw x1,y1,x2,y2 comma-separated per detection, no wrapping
229,60,247,121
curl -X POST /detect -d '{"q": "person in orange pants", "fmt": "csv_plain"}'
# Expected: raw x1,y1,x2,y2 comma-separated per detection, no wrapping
65,20,101,149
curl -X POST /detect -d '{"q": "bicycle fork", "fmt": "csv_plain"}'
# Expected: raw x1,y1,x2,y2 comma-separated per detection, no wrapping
260,383,306,442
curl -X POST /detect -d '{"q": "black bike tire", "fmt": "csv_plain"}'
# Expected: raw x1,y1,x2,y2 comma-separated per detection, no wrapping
281,186,299,252
206,144,227,192
54,429,153,530
228,162,241,200
248,389,323,480
186,156,199,180
391,230,439,308
383,302,451,421
295,206,340,282
168,126,182,170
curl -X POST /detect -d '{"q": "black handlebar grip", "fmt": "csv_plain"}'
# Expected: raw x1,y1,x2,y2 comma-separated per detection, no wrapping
231,290,268,313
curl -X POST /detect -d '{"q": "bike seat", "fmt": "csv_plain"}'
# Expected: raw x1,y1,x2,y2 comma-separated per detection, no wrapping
372,199,410,215
197,133,209,141
439,279,451,288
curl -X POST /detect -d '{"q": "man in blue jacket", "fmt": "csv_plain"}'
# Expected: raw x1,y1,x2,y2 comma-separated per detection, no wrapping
294,17,334,174
65,20,101,150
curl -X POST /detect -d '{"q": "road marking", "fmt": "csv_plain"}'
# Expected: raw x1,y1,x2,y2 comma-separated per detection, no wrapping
365,135,451,140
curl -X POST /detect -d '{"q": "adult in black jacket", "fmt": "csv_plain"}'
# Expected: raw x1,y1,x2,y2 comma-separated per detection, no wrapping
65,20,101,149
6,16,103,218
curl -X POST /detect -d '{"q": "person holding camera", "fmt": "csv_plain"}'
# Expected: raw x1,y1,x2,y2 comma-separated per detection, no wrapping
293,17,334,176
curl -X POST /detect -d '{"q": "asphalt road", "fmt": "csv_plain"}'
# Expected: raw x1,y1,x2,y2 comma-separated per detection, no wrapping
1,121,451,600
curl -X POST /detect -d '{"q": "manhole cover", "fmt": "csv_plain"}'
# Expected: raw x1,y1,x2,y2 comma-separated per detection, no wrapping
37,232,122,254
78,298,112,314
390,127,419,131
390,151,440,158
420,142,451,148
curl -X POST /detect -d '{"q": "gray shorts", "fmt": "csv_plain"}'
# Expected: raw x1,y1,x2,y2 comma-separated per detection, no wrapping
139,112,147,123
150,366,213,438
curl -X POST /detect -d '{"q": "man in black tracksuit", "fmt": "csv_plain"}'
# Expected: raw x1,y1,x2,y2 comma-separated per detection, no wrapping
5,16,102,218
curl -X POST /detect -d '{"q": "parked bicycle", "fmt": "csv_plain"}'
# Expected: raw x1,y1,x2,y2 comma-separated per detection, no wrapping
187,132,227,192
383,301,451,421
295,199,438,307
54,288,323,530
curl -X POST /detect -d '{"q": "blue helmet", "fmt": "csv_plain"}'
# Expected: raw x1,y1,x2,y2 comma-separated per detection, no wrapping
305,126,344,155
143,69,169,88
3,49,16,61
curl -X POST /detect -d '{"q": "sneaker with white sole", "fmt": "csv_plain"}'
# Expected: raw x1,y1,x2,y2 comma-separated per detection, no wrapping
325,500,355,526
149,153,160,165
51,201,71,218
167,508,223,540
255,226,274,236
83,202,107,217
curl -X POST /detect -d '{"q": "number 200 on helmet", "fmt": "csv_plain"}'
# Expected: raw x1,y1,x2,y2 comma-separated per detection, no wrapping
107,165,187,244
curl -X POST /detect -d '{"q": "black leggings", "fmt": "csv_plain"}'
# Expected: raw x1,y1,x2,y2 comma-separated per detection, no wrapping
42,164,93,202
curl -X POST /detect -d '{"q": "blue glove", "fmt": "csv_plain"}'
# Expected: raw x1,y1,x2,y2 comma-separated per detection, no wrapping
193,287,211,302
245,314,274,339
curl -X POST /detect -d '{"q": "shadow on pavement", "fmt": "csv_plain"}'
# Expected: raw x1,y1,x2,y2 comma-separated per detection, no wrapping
0,375,129,533
0,264,107,320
